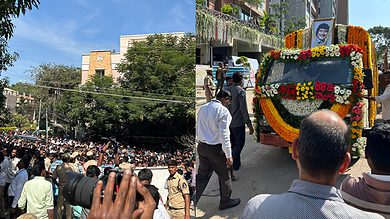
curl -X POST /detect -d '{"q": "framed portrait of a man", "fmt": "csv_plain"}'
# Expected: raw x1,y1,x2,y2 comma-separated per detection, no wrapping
311,18,335,48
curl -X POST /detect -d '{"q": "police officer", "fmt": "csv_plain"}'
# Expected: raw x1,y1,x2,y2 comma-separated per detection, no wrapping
165,159,190,219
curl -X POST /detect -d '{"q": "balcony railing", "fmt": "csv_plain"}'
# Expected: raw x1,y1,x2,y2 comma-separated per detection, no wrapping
196,5,280,48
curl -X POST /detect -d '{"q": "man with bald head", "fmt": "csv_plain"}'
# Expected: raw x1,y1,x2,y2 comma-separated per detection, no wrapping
241,110,384,219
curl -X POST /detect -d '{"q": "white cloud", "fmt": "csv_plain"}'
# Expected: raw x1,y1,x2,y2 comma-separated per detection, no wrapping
13,19,87,56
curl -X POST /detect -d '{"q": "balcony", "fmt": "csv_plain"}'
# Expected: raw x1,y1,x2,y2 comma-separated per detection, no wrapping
196,5,280,49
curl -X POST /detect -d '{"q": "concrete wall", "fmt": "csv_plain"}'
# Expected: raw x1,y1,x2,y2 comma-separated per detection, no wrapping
134,167,170,203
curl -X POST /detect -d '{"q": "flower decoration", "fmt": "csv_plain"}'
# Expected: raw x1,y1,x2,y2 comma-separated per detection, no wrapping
296,82,314,100
278,84,296,99
255,44,367,158
261,84,279,97
334,86,352,104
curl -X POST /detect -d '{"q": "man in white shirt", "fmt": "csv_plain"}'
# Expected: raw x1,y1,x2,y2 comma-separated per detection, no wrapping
196,90,241,210
18,161,54,219
8,158,28,217
365,71,390,123
0,152,10,217
6,148,20,185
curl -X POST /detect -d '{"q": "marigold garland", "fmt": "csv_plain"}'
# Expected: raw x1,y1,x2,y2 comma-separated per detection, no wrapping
256,44,367,157
260,98,299,142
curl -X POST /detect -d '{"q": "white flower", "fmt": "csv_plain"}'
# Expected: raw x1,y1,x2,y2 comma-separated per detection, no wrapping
345,100,350,105
335,96,343,103
334,86,340,92
275,84,280,89
351,51,356,56
335,51,341,57
330,52,335,57
343,94,350,99
325,52,330,56
294,55,298,60
340,89,345,95
346,90,352,95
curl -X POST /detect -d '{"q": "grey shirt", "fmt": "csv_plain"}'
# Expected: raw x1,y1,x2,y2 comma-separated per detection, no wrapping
241,179,384,219
226,83,253,129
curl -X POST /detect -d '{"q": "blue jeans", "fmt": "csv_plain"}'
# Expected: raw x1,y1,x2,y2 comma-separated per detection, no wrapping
230,126,246,170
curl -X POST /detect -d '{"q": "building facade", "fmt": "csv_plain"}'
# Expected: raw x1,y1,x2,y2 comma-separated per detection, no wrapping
81,33,185,84
268,0,348,33
197,0,279,66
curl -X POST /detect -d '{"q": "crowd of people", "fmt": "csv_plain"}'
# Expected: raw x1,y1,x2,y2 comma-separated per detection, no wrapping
0,132,196,219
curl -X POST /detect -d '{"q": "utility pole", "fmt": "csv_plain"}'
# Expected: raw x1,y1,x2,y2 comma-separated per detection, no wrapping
37,99,42,130
45,108,48,145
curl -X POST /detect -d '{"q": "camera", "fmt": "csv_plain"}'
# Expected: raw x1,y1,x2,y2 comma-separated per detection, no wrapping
63,169,128,209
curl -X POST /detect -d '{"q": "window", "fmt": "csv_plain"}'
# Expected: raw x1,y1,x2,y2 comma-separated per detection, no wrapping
266,58,352,84
95,69,105,76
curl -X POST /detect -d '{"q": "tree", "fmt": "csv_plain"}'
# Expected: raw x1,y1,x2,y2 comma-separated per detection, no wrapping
1,0,40,111
259,10,278,34
118,34,196,138
0,0,40,73
284,16,306,35
0,78,9,115
368,26,390,64
270,2,306,36
270,2,289,36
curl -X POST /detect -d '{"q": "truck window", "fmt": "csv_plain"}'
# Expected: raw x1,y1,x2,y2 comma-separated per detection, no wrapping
266,58,352,84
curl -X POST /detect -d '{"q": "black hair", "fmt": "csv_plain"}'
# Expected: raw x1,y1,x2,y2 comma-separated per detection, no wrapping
144,184,159,209
104,166,113,176
316,23,330,35
365,123,390,173
62,153,70,163
232,72,243,83
31,161,46,176
86,165,101,178
298,110,349,177
138,168,153,183
19,158,29,168
215,89,232,100
166,159,178,166
0,153,4,163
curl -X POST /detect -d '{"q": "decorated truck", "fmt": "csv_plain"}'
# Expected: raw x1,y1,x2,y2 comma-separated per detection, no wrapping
253,22,378,159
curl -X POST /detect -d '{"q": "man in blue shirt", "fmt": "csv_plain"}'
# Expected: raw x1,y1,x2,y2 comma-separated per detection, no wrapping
241,110,384,219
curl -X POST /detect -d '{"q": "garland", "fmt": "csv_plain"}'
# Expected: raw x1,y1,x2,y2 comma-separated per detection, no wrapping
347,25,369,68
256,44,366,157
196,9,279,48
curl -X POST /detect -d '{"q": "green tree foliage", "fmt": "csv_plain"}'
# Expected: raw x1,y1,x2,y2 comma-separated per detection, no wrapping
270,2,305,36
284,16,306,35
0,0,40,73
0,78,9,116
1,0,40,111
118,34,195,139
259,10,278,34
368,26,390,63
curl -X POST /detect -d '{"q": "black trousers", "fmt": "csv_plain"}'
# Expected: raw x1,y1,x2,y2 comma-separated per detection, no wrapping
196,142,232,204
230,126,246,170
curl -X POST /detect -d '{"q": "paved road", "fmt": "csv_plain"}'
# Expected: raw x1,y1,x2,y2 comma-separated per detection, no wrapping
195,87,369,218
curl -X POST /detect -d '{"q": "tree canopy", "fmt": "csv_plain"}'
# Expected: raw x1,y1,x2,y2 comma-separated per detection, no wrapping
0,0,40,73
368,26,390,64
8,34,196,144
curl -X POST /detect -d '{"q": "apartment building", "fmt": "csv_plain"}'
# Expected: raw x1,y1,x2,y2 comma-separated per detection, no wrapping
81,32,185,84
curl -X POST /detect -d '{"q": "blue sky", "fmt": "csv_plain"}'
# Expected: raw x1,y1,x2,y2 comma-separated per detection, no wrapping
3,0,390,84
349,0,390,29
2,0,195,84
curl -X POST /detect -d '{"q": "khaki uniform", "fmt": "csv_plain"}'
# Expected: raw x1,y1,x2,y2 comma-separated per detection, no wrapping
204,75,216,102
166,172,189,219
53,162,78,219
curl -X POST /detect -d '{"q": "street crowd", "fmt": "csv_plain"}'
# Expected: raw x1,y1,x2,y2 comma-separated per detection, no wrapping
0,132,196,219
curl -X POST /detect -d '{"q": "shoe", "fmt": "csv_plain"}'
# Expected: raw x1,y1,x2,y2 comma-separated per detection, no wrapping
231,175,237,181
219,198,241,210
